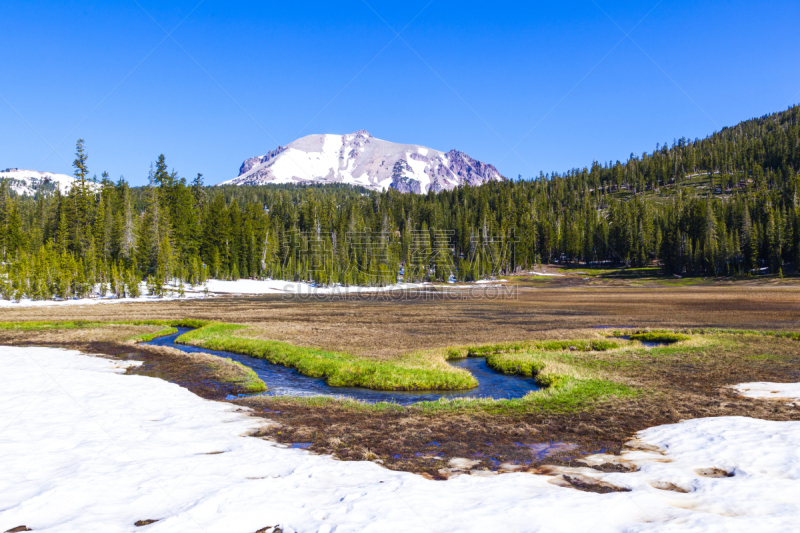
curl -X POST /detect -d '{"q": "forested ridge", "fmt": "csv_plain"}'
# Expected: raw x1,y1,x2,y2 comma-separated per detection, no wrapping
1,105,800,299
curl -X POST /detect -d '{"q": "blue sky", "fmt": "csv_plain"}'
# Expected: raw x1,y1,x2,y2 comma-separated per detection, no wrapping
1,0,799,186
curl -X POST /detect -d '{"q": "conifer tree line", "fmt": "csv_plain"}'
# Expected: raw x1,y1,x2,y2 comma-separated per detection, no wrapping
1,105,799,300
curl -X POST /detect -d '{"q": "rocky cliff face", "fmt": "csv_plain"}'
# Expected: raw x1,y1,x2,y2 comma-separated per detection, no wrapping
220,131,504,193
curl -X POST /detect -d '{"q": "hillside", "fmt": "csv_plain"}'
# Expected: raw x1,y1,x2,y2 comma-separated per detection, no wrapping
0,168,86,196
562,105,799,200
220,130,504,193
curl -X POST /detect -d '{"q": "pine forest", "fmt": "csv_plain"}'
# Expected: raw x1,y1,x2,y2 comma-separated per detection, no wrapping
1,105,800,301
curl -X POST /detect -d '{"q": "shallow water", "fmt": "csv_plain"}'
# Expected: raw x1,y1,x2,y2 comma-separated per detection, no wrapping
145,328,540,405
614,335,668,347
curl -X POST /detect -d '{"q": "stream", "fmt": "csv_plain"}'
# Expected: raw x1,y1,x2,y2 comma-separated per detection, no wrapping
145,328,540,405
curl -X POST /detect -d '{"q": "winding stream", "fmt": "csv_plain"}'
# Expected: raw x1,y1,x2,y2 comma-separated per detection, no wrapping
145,328,540,405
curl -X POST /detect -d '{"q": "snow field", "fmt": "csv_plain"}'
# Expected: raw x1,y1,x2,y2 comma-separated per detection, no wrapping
2,347,800,532
0,282,208,309
0,279,514,307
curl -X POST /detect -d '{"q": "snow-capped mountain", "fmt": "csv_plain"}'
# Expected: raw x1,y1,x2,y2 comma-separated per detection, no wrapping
220,130,505,193
0,168,91,195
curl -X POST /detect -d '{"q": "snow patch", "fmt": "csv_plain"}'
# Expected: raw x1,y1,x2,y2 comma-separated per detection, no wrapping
404,156,430,190
732,382,800,402
0,283,209,308
204,279,423,295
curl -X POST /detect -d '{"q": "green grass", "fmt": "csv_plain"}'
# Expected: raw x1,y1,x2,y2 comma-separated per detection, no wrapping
259,395,406,413
127,326,178,342
177,323,478,391
0,319,210,332
413,376,639,414
709,328,800,341
745,353,793,361
219,358,268,393
259,375,639,415
484,351,547,377
460,339,619,358
628,332,691,344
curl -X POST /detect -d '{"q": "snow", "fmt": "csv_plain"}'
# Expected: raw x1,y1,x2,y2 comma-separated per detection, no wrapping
204,279,424,295
354,172,371,187
404,156,431,190
0,283,209,309
221,131,503,194
321,133,339,154
732,382,800,402
2,347,800,532
378,176,393,190
0,168,99,196
0,278,522,307
269,147,334,183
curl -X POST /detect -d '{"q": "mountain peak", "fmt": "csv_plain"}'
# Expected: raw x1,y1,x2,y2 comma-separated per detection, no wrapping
221,132,504,193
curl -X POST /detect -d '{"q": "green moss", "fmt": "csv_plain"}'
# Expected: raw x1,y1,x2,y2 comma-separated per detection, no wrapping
177,323,478,392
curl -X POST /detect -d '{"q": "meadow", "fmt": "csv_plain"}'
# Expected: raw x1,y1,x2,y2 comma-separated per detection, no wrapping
1,280,799,478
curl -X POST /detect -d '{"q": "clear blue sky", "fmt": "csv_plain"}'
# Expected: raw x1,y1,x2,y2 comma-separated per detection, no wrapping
2,0,799,186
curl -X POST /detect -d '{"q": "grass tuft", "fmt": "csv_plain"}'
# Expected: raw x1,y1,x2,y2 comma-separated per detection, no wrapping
462,339,619,358
628,332,691,344
215,358,267,393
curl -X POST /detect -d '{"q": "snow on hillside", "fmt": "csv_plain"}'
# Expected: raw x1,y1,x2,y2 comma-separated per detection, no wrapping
220,130,505,193
0,168,97,195
2,346,800,532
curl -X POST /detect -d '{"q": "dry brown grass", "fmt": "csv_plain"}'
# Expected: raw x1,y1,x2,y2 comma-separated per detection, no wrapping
2,285,799,359
0,324,163,345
